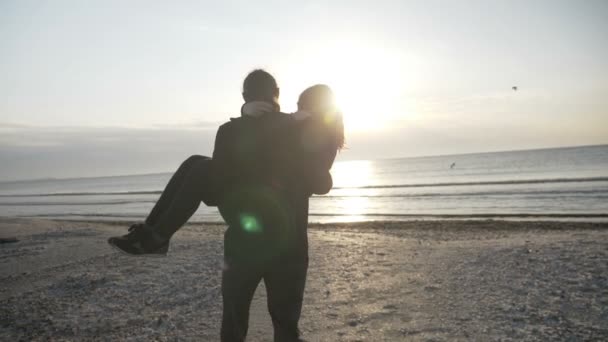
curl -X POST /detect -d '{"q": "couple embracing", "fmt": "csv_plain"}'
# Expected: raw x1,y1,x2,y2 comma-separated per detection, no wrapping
108,69,344,341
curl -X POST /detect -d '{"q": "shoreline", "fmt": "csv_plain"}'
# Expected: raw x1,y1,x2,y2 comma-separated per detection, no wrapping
3,216,608,232
4,213,608,227
1,218,607,340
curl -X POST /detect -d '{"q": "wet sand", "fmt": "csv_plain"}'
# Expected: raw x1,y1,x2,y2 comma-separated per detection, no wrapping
1,218,607,341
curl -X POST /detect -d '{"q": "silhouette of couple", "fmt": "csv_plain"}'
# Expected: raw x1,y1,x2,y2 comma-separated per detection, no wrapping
108,69,344,341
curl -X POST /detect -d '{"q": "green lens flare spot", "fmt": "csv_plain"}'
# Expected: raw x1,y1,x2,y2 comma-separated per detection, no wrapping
240,214,262,234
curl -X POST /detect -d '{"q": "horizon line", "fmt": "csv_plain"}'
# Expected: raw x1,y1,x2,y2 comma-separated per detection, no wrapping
1,142,606,184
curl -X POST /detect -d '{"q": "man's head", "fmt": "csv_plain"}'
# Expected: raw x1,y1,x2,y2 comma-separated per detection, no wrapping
242,69,279,104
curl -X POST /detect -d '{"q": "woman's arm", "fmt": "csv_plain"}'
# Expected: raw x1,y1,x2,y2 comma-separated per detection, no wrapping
297,120,339,196
307,148,336,195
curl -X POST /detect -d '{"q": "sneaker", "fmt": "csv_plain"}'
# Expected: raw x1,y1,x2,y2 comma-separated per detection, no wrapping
108,223,169,257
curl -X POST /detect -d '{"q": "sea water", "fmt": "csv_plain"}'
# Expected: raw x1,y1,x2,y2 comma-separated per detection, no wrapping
1,145,607,223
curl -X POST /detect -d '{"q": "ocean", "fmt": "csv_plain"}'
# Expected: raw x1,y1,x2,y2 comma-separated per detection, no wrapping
1,145,607,223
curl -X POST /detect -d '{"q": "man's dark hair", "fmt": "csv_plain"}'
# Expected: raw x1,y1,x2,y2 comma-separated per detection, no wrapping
242,69,279,103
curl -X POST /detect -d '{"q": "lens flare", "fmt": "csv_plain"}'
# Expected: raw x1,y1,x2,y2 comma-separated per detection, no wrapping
240,214,262,234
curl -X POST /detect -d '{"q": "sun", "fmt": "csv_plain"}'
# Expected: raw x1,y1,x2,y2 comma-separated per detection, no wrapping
327,52,405,132
333,76,402,133
278,40,407,133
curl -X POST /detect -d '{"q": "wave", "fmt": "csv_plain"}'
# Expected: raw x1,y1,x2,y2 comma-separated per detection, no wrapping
0,200,157,206
1,176,607,198
19,213,146,218
3,189,607,206
308,213,608,218
319,189,608,199
332,177,608,190
0,190,162,198
17,212,608,220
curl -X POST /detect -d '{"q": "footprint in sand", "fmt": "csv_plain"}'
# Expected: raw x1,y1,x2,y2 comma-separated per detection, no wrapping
382,304,398,311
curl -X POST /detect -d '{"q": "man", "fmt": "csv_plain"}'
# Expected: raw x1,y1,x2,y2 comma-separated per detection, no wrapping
109,69,329,341
213,69,326,341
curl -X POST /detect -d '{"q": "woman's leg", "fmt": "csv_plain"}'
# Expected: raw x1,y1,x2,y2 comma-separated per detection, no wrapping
149,156,213,239
145,155,208,226
109,155,213,255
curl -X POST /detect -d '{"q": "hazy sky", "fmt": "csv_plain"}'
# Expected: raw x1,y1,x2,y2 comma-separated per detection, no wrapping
1,0,607,180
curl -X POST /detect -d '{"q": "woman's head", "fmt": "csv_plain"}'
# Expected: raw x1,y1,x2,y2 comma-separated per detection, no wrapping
298,84,345,150
297,84,335,113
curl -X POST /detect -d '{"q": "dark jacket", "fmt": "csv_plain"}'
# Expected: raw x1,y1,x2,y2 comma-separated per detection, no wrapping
211,112,335,262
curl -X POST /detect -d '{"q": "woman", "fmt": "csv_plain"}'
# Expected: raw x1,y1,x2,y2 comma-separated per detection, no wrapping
108,84,344,256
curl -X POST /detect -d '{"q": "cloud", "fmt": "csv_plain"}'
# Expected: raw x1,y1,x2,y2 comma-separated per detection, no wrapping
0,124,219,181
0,122,31,129
151,120,223,130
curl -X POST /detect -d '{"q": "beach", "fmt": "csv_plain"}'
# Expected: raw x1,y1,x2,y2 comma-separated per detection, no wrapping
1,218,607,341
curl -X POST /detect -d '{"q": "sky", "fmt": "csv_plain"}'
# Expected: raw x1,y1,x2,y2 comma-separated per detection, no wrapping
1,0,607,181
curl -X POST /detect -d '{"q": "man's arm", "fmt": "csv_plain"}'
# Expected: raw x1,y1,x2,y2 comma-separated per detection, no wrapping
212,124,229,167
201,124,231,207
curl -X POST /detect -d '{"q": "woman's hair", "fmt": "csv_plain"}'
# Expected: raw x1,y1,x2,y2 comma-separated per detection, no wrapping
298,84,345,150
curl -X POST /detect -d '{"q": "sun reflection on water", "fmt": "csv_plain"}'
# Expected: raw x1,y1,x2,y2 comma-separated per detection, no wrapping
329,160,375,221
331,160,374,189
337,196,371,222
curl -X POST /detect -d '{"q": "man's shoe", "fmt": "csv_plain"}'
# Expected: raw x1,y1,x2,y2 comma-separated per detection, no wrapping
108,224,169,257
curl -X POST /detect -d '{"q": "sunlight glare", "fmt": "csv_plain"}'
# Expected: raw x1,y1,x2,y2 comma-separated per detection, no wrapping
328,160,375,221
339,196,370,222
278,40,408,133
330,160,374,189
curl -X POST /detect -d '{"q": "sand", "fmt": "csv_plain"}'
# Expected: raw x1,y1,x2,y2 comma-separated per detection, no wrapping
1,218,607,341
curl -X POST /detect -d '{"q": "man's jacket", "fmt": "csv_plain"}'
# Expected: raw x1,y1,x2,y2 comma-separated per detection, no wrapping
210,112,334,261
